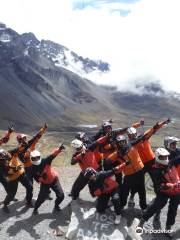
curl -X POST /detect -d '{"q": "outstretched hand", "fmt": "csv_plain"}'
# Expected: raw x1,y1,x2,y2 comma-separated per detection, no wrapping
163,118,171,125
8,124,15,133
59,143,65,151
140,118,144,126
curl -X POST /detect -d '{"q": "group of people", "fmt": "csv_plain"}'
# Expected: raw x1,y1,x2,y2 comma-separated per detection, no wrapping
69,118,180,239
0,124,65,215
0,118,180,239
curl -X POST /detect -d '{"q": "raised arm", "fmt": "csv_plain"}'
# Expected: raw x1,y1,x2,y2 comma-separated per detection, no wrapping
0,125,14,146
42,144,65,165
143,118,171,140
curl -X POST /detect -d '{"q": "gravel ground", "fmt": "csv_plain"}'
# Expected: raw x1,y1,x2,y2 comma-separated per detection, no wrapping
0,166,180,240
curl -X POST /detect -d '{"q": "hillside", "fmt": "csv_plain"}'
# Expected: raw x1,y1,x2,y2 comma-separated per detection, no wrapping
0,23,180,133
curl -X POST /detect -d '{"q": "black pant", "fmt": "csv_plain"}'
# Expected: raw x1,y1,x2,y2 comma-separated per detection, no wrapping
120,170,147,209
142,193,180,227
0,175,8,192
97,189,121,215
34,178,64,210
71,171,89,199
130,159,155,198
4,173,33,205
25,166,34,185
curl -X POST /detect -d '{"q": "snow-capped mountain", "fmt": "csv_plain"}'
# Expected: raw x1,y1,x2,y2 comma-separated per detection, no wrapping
0,23,180,131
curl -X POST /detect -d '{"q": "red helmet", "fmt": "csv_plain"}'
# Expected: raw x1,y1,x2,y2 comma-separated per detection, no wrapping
16,134,27,143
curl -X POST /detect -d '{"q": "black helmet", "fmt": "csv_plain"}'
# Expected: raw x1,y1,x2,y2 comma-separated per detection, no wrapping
84,167,96,179
116,135,127,147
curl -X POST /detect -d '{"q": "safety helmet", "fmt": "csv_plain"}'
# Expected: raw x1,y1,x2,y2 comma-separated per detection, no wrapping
102,121,112,132
75,132,88,142
127,127,137,135
30,150,41,165
71,139,84,152
164,136,179,151
155,147,170,165
84,167,97,179
116,135,127,146
0,149,11,161
127,127,137,140
16,134,27,143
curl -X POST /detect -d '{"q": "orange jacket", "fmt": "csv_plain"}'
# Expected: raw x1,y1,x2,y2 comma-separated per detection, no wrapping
36,148,61,184
7,126,47,181
19,126,47,168
72,150,99,171
135,121,167,164
93,177,118,196
107,146,144,175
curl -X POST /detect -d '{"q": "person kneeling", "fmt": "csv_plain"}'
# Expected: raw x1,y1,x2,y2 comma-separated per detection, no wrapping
83,162,128,225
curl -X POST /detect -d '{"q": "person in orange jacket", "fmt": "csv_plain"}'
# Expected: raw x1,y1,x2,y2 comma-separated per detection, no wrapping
32,144,65,215
105,134,146,210
16,123,47,185
83,162,128,225
126,118,171,206
0,125,47,213
129,148,180,240
70,139,100,200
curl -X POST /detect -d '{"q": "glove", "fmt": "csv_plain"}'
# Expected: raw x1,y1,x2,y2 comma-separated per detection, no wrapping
140,118,144,126
43,123,48,129
59,143,65,151
8,124,15,133
163,118,171,125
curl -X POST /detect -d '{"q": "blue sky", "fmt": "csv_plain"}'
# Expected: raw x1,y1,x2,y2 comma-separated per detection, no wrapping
73,0,139,16
0,0,180,93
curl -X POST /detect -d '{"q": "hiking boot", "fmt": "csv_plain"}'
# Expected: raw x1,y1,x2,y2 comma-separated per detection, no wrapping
32,209,39,215
128,198,135,208
13,198,18,202
25,201,34,208
2,205,10,214
114,215,121,225
53,205,61,212
165,225,174,239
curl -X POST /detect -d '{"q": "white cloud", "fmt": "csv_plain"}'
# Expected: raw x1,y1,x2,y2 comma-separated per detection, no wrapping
1,0,180,93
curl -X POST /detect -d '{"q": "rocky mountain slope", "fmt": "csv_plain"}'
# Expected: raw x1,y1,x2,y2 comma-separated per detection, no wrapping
0,23,180,132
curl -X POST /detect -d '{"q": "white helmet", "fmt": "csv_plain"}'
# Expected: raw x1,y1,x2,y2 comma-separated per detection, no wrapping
71,139,83,150
127,127,137,135
30,150,41,165
155,147,170,165
164,136,179,150
102,121,112,128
